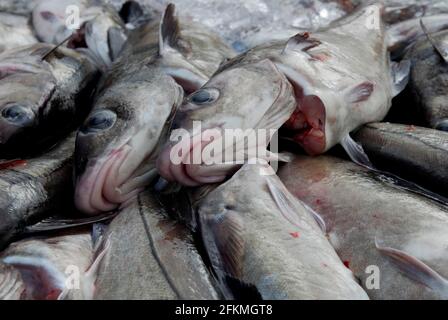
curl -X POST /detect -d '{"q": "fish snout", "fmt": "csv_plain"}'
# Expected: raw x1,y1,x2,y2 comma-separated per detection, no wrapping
435,119,448,132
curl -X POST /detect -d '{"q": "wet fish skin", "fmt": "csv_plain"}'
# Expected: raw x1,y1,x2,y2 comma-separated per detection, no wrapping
94,191,219,300
404,29,448,131
74,4,235,214
157,3,405,187
354,122,448,197
194,163,369,300
0,135,75,250
0,231,96,300
278,155,448,299
0,43,100,157
0,13,37,54
0,261,26,300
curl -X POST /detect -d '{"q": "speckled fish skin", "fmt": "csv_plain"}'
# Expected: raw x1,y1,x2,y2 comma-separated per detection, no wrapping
405,29,448,131
74,4,235,214
0,43,100,157
354,122,448,197
0,13,37,54
94,191,219,300
0,231,95,300
0,135,75,250
194,163,369,300
278,155,448,300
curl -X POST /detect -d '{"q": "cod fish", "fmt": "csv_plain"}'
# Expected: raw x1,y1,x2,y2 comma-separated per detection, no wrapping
0,231,103,300
279,155,448,299
157,3,409,186
193,162,368,300
74,4,235,214
354,122,448,198
0,13,37,54
94,191,219,300
0,135,75,249
405,29,448,131
0,43,100,156
32,0,132,69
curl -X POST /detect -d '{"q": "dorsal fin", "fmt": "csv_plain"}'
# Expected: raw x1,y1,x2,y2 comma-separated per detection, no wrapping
158,3,191,56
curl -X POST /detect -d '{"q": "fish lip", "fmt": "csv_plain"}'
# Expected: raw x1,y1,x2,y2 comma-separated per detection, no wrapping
74,145,132,215
157,128,232,186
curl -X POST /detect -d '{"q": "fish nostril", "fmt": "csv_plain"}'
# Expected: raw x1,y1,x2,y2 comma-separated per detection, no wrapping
435,119,448,132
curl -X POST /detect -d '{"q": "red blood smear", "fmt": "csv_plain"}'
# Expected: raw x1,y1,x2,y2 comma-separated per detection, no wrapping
290,232,300,238
406,125,416,132
343,261,350,269
0,159,27,170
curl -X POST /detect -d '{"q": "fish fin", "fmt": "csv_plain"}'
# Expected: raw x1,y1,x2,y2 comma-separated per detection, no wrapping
24,213,117,234
375,238,448,296
420,19,448,64
119,0,144,25
224,275,262,300
390,59,411,97
107,27,127,61
41,34,73,61
200,210,245,279
346,82,374,103
158,3,192,56
265,174,326,233
341,133,374,168
283,32,321,55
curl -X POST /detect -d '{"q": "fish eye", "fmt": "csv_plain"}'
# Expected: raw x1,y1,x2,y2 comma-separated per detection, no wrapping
188,88,220,105
1,105,35,126
81,109,117,134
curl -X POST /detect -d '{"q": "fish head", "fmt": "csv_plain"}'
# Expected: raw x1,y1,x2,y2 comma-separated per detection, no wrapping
156,59,296,186
74,68,183,214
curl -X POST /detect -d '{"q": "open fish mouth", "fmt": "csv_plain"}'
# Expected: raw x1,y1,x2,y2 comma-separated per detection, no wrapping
283,84,326,155
75,145,155,214
156,125,270,186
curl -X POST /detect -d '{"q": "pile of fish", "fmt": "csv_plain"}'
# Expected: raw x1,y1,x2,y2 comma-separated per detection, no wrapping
0,0,448,300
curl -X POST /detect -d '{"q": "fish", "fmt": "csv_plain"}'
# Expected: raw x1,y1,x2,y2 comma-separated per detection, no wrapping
157,3,408,185
0,43,100,157
278,155,448,299
0,230,104,300
0,0,38,15
94,191,219,300
32,0,132,70
354,122,448,198
0,13,37,54
0,134,75,249
74,4,235,214
404,28,448,131
193,162,369,300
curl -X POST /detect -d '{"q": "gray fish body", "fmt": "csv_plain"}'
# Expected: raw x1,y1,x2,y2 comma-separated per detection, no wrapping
405,29,448,131
94,191,219,300
0,13,37,54
0,44,100,156
0,231,95,300
278,156,448,299
195,163,368,300
74,4,235,214
354,122,448,197
0,135,75,249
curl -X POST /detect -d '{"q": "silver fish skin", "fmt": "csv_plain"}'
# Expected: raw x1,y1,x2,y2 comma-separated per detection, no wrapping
157,3,406,186
0,43,100,156
0,13,37,54
194,162,369,300
0,231,97,300
74,4,235,214
0,0,38,15
278,155,448,299
0,135,75,249
354,122,448,197
404,29,448,131
94,191,219,300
